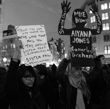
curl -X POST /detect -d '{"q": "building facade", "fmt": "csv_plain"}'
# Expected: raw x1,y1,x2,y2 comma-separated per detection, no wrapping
85,0,110,63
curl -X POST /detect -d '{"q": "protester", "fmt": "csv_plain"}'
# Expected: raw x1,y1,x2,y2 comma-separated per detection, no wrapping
89,55,109,109
56,46,90,109
3,40,47,109
34,64,60,109
0,67,9,109
95,55,110,109
48,64,61,109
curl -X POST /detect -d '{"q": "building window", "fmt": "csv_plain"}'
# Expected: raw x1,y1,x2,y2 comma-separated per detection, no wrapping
5,45,7,49
2,46,5,50
91,26,96,29
11,44,15,48
13,44,15,48
91,16,95,23
104,45,110,54
104,34,110,41
101,3,108,10
109,2,110,8
94,47,97,51
90,10,92,14
92,36,96,43
102,13,109,20
103,23,109,30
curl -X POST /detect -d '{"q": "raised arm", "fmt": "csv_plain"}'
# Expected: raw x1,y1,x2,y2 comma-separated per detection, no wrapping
58,0,72,35
90,3,102,35
57,45,71,77
4,40,23,100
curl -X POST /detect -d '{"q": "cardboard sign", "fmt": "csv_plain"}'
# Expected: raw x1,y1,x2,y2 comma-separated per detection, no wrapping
58,1,102,67
16,25,53,66
70,28,94,67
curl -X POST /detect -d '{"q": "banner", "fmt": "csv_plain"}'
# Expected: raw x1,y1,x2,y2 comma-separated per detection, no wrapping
16,25,53,66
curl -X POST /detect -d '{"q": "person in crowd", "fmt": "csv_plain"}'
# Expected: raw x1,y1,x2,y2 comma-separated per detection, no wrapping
48,64,59,95
89,55,109,109
0,66,9,109
95,55,110,109
48,64,61,109
96,55,107,68
34,64,60,109
108,64,110,68
3,40,47,109
56,46,90,109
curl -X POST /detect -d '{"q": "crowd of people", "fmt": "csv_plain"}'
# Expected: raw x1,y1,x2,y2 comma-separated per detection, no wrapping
0,41,110,109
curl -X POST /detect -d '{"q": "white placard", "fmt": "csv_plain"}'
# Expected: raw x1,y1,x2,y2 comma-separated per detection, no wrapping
16,25,53,66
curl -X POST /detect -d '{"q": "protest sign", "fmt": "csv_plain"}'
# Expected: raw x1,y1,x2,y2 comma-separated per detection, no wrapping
16,25,53,66
58,1,102,67
70,29,94,67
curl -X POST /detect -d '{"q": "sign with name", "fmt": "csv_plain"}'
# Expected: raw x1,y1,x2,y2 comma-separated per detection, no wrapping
70,29,94,67
16,25,53,66
73,9,87,24
58,1,102,67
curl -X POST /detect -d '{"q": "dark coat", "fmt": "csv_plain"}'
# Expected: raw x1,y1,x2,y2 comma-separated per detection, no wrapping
89,66,109,107
100,69,110,109
4,59,47,109
0,67,9,109
103,87,110,109
48,71,61,109
56,58,78,109
56,58,90,109
36,65,60,109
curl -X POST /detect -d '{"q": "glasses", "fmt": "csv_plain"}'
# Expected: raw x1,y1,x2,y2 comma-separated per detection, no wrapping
23,76,35,81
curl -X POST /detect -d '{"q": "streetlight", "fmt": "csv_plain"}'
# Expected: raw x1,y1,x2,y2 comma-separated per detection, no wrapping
3,57,7,62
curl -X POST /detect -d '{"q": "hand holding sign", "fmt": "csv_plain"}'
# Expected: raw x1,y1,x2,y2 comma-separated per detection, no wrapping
66,45,72,61
13,39,23,60
90,3,98,13
86,0,95,5
16,25,53,66
61,0,71,13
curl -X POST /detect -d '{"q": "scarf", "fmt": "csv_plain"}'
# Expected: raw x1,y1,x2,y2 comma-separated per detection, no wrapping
68,72,90,103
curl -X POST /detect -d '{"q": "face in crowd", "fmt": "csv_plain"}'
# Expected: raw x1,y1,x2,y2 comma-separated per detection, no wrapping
19,65,36,88
100,56,106,65
22,71,35,87
71,67,82,77
94,55,106,67
34,68,45,85
34,65,47,86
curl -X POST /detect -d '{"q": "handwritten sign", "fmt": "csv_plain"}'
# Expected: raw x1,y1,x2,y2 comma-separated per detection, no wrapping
58,0,102,67
16,25,53,66
72,9,88,25
70,29,94,67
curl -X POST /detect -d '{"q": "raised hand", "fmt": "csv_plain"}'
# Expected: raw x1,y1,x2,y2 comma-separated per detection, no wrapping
61,0,71,13
86,0,95,6
90,3,98,12
13,39,23,60
66,45,72,60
